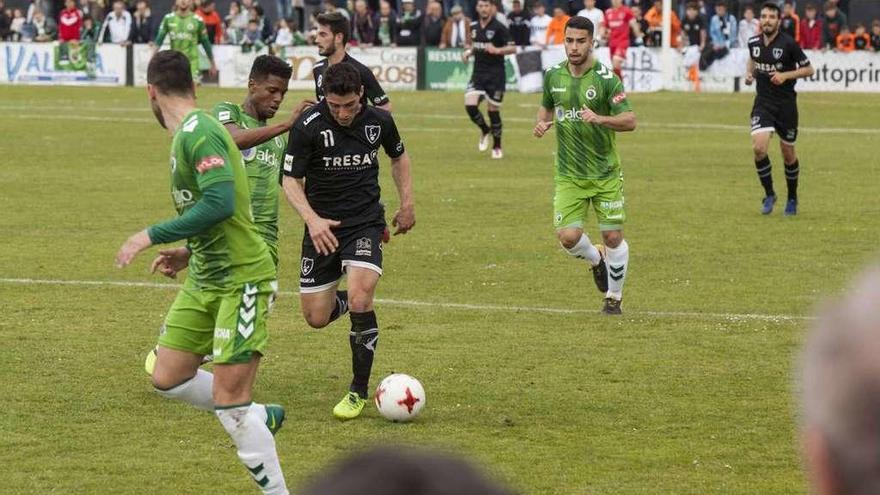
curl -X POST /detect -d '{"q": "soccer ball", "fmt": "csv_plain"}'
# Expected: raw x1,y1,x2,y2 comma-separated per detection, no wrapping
374,374,425,422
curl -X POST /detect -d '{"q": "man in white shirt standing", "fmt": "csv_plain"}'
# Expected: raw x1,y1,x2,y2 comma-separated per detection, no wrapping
98,0,132,44
576,0,605,43
529,2,551,46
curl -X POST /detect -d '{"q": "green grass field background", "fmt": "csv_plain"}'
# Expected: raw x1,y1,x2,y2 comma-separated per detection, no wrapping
1,87,878,494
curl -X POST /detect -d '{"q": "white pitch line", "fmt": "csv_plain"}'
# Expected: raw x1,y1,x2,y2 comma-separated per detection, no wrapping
0,277,813,322
4,110,876,135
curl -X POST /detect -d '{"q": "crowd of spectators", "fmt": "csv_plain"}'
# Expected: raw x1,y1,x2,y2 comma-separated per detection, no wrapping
0,0,877,53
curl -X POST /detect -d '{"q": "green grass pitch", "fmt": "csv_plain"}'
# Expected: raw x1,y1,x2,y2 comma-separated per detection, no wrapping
1,86,878,494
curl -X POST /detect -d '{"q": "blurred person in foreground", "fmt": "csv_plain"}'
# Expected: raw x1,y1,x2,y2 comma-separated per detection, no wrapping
800,266,880,495
299,446,514,495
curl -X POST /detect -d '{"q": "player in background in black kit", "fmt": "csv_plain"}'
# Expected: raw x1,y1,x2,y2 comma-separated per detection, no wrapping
745,1,814,216
463,0,516,159
312,12,392,112
281,63,415,420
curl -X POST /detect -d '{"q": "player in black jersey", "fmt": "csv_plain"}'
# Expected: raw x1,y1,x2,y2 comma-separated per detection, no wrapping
281,63,415,420
463,0,516,159
312,11,391,111
745,1,814,216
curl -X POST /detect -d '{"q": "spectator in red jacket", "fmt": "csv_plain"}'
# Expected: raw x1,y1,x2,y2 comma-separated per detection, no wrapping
196,0,223,44
799,2,823,49
57,0,82,41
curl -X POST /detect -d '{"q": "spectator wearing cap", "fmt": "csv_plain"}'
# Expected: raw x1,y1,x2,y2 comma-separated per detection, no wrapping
422,0,444,46
395,0,421,46
798,2,823,49
440,4,471,47
507,0,531,46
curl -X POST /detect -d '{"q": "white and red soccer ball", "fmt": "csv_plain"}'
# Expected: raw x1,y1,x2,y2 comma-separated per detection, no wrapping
374,373,425,422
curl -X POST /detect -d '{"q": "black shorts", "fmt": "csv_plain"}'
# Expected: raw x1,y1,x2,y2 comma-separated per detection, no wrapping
466,70,506,105
750,97,799,144
299,223,384,293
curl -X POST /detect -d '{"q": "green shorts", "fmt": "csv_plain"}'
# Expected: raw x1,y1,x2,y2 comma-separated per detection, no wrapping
158,278,277,364
553,173,625,232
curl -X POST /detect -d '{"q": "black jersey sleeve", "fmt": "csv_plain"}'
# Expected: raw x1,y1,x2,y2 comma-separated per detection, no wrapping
381,113,405,159
360,65,390,107
790,37,810,67
495,24,512,46
283,124,313,179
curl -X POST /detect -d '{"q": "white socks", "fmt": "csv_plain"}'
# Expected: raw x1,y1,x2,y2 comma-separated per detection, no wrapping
154,369,214,411
605,239,629,300
563,233,602,266
216,403,289,495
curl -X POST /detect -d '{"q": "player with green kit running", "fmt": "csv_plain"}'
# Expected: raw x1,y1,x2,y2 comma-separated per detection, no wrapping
534,16,637,315
153,0,217,83
115,51,289,494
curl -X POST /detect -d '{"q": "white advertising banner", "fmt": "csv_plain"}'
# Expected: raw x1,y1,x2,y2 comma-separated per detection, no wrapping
1,42,125,86
166,45,420,90
798,50,880,92
516,47,662,93
276,46,417,91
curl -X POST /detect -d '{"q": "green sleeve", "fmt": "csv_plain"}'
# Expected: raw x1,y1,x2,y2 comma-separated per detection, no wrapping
199,20,214,60
147,182,234,244
184,124,234,190
607,78,631,116
213,102,241,125
541,71,554,110
154,16,167,45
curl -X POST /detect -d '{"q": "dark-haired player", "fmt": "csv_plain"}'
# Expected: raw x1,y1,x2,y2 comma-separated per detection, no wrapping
746,1,815,216
282,63,415,420
463,0,516,159
150,55,312,279
312,11,391,111
116,50,289,494
534,16,637,315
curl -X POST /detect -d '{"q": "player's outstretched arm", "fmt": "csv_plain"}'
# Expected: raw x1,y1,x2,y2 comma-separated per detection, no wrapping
534,106,554,138
281,176,340,255
222,100,315,150
389,152,415,236
581,108,637,132
116,182,236,268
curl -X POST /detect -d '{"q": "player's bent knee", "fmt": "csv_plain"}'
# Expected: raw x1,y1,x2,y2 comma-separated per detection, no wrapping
347,291,374,313
602,230,623,248
557,229,581,249
302,309,331,329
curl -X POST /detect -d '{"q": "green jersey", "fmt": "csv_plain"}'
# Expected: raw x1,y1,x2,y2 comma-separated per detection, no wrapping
155,12,211,70
541,60,632,180
213,102,287,265
168,109,275,289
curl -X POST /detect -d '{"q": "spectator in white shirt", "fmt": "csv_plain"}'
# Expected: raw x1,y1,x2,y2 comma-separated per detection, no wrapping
529,2,551,47
737,4,759,48
98,0,132,44
576,0,605,43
